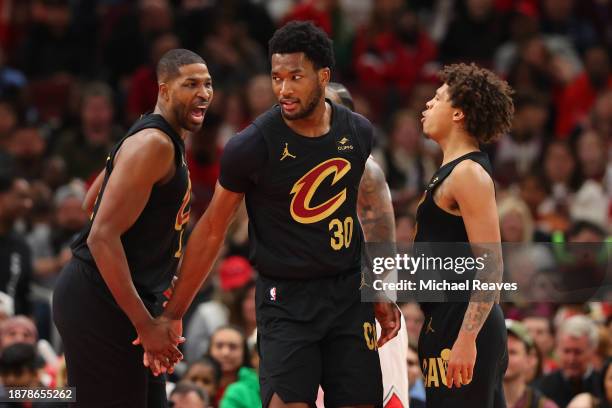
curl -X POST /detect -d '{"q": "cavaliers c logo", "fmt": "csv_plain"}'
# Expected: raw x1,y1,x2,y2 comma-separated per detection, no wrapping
174,175,192,258
290,158,351,224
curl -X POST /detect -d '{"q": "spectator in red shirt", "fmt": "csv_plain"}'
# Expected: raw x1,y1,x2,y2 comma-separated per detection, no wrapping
556,44,612,138
353,6,436,117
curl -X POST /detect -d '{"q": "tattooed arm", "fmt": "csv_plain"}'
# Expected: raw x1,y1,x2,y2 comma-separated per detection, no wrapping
358,156,401,347
444,160,502,388
357,156,396,242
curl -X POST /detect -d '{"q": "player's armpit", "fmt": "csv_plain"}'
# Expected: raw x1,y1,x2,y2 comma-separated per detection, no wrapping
163,182,244,320
83,168,106,214
357,157,395,243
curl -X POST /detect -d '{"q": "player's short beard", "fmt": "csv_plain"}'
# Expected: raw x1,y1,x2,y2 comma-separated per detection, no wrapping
175,101,201,132
282,85,323,121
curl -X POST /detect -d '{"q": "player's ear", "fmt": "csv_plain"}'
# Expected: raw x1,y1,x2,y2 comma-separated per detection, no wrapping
319,68,330,87
159,82,170,102
452,109,465,122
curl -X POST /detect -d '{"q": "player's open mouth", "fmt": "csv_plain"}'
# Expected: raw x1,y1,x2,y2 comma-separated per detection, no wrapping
190,107,206,122
281,100,298,112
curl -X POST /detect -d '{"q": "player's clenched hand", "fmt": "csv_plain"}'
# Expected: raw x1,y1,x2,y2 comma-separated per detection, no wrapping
446,334,476,388
132,316,184,376
374,302,401,348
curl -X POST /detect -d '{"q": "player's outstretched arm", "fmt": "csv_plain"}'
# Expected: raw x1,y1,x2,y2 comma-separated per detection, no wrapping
358,157,401,347
445,160,502,388
162,182,244,321
87,129,183,364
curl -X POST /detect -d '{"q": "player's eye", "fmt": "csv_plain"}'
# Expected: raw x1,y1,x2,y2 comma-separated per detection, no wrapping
293,75,302,80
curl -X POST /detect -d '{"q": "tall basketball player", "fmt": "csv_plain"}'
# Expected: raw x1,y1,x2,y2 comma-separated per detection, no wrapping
53,49,213,407
415,63,514,407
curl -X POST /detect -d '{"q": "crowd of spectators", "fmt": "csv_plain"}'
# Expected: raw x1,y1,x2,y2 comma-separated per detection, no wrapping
0,0,609,407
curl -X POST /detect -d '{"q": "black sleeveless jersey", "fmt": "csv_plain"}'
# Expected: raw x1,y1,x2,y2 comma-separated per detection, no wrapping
219,101,373,279
71,114,191,298
414,151,493,311
414,151,493,243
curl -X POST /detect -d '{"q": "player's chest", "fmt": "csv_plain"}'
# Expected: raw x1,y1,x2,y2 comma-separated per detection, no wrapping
262,133,364,198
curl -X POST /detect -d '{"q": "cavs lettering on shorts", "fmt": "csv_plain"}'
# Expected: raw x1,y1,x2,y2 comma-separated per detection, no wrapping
363,322,378,351
422,348,451,388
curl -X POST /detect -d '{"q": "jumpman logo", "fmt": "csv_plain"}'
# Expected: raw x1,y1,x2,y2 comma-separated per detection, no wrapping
425,317,435,334
280,143,296,161
359,272,370,289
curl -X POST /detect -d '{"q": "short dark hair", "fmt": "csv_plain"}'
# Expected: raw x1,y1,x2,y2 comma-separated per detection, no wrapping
268,21,335,70
0,343,38,377
156,49,206,82
440,63,514,144
188,356,221,384
170,381,207,405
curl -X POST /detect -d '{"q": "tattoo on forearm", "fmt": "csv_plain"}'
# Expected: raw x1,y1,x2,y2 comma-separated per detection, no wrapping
461,301,493,333
360,212,395,242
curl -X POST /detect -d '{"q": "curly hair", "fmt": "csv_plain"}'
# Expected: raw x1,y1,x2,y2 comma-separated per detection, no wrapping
268,21,335,70
440,63,514,144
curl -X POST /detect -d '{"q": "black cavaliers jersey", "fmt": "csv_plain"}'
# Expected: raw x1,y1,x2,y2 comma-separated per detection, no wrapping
219,101,373,279
414,152,507,405
414,151,493,243
414,151,493,311
72,114,191,299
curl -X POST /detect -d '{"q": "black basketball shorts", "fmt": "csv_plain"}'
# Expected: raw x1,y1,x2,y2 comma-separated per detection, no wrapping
418,303,508,408
256,271,383,408
52,259,167,408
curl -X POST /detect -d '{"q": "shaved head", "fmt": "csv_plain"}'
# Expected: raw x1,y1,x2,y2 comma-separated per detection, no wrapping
156,48,206,82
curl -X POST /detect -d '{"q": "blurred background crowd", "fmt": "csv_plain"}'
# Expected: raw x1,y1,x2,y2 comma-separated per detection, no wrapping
0,0,610,407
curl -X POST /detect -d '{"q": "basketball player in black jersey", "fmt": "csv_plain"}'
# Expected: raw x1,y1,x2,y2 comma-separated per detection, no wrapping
327,83,410,407
152,22,401,408
52,49,213,407
415,64,514,407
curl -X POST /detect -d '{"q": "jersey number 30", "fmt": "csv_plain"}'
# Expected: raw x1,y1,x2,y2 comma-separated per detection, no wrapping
329,216,354,250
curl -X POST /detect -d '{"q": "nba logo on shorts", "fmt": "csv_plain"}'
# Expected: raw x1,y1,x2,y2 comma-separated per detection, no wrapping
269,287,277,301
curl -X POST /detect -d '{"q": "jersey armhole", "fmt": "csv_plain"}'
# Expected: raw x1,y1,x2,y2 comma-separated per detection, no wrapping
347,113,368,165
